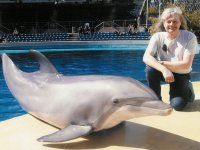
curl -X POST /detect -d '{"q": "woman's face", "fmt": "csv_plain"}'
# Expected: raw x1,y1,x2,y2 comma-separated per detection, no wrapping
163,15,181,34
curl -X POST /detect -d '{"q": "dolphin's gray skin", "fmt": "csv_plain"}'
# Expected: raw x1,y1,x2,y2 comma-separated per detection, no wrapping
2,50,172,142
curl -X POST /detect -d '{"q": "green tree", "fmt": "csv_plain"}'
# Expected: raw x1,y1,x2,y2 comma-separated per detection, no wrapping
147,2,200,36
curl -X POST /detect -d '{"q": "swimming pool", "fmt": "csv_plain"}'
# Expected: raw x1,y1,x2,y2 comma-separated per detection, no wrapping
0,45,200,121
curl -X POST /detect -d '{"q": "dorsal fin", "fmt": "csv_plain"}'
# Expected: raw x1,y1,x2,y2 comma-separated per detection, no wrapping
30,50,58,74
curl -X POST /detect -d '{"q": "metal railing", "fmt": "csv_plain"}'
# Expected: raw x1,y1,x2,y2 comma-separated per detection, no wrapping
0,19,143,35
0,24,11,34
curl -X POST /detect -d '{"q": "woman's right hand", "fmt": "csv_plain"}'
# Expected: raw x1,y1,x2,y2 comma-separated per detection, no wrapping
161,67,175,83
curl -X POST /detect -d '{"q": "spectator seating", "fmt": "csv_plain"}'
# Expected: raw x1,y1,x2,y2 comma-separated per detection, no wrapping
79,32,150,41
1,33,70,42
0,31,150,43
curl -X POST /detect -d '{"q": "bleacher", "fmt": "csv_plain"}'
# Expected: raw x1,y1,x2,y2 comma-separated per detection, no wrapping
0,33,70,42
0,0,149,43
0,31,150,43
79,32,150,41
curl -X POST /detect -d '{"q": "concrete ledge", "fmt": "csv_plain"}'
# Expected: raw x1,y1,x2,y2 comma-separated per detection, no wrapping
0,82,200,150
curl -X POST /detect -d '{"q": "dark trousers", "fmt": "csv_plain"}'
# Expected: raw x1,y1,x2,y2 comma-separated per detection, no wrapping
145,66,191,111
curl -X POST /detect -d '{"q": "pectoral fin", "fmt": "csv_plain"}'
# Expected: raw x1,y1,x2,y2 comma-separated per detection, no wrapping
37,125,92,142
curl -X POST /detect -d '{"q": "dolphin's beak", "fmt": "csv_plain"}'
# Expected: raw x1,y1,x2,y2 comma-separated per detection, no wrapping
118,98,173,116
140,100,173,115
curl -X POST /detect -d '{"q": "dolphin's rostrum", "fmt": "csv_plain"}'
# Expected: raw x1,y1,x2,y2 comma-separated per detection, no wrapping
2,50,172,142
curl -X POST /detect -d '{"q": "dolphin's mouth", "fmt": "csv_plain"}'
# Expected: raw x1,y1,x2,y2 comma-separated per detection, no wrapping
142,106,173,116
160,107,173,115
123,100,173,116
124,104,173,116
142,101,171,109
138,101,173,115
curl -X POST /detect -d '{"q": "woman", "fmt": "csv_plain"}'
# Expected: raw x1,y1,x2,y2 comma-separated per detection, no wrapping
143,7,198,111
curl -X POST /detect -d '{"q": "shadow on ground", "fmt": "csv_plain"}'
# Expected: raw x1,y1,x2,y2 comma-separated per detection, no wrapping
184,99,200,112
43,122,200,150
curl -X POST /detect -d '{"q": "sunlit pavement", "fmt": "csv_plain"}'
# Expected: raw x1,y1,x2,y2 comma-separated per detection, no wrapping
0,82,200,150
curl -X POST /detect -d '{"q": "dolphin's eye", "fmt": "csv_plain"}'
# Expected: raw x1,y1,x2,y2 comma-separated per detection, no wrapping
113,99,119,104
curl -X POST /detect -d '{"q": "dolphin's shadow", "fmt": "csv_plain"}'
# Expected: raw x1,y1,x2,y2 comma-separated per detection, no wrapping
43,122,200,150
184,99,200,112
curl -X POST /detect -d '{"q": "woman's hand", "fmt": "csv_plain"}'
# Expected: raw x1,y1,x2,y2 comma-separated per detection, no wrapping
161,67,175,83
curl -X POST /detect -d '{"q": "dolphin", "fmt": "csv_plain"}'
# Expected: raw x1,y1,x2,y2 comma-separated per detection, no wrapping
2,50,172,142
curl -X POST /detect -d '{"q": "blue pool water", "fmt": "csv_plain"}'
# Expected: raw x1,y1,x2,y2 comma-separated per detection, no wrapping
0,47,200,121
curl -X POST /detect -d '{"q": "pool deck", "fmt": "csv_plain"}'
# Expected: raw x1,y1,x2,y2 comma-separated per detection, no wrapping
0,40,149,47
0,81,200,150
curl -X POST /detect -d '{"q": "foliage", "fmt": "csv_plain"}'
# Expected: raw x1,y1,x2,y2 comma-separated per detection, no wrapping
147,2,200,36
148,7,158,16
148,17,159,35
